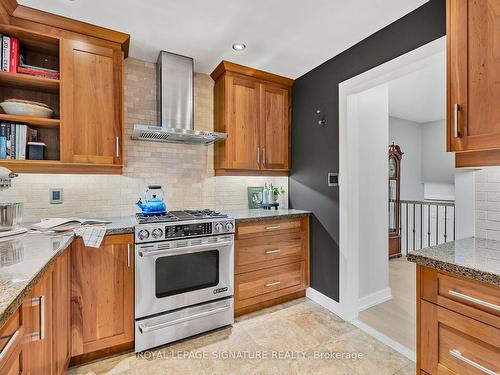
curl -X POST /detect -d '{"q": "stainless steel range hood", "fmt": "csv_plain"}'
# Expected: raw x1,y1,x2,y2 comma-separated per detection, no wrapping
132,51,227,145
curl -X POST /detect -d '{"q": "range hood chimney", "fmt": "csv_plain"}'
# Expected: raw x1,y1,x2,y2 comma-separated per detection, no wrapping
132,51,227,145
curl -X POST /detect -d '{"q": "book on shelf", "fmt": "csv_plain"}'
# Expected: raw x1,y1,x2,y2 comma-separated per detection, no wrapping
9,37,18,73
0,122,37,160
2,35,10,72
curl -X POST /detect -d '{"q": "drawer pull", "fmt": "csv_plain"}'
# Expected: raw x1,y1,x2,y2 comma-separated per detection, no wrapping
449,349,497,375
448,290,500,312
265,281,281,287
0,330,20,361
265,225,281,230
265,249,281,254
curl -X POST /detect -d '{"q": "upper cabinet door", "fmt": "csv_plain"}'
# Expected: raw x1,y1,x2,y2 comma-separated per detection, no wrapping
260,84,290,170
61,39,123,165
226,75,261,170
448,0,500,152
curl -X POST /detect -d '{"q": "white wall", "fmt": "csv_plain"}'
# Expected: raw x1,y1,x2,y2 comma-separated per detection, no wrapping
389,117,423,200
421,120,455,184
357,84,390,301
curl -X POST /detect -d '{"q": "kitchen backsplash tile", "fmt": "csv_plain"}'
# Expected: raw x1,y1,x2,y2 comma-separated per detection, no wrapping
475,167,500,240
8,58,288,222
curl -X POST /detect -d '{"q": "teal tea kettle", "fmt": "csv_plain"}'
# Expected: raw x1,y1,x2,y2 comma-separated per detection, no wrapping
136,185,167,214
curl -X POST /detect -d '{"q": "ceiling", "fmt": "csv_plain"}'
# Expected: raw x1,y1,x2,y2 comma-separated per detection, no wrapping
388,51,446,123
19,0,428,79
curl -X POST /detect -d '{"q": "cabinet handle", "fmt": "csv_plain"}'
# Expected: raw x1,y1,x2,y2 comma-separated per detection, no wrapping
265,225,281,230
0,330,20,361
127,243,131,268
448,290,500,311
265,281,281,287
262,148,266,165
449,349,496,375
453,103,459,138
265,249,281,254
30,295,45,340
115,136,120,158
257,147,260,165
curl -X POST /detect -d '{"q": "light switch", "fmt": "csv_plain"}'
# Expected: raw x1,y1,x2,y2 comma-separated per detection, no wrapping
328,173,339,187
50,188,63,204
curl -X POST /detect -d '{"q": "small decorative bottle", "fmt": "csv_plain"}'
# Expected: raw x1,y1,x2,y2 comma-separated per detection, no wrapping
262,183,269,205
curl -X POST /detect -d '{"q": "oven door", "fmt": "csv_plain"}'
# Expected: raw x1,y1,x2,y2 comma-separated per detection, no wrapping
135,234,234,319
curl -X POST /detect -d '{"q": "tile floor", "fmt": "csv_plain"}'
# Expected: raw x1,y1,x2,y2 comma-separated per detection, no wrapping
359,257,416,351
68,298,415,374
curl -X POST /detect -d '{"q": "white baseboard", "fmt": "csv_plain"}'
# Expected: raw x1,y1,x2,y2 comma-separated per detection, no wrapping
306,287,352,321
358,288,392,312
352,319,415,362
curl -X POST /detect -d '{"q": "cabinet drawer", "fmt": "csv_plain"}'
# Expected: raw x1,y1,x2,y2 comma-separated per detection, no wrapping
235,261,305,309
236,232,304,273
0,309,23,373
420,300,500,375
236,218,302,239
421,267,500,328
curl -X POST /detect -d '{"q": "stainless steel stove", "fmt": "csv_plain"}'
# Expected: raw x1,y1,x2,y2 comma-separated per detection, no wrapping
134,209,234,352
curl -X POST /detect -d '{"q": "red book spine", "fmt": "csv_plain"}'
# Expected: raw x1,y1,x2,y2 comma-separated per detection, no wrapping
9,37,18,73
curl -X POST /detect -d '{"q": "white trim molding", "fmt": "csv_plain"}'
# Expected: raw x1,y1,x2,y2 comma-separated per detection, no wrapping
306,288,351,321
358,288,392,312
352,319,415,362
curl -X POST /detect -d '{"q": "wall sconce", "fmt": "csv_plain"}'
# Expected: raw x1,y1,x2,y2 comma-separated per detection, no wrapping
316,109,326,126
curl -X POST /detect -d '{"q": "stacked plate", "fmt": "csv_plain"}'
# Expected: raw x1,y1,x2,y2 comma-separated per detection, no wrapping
0,99,53,118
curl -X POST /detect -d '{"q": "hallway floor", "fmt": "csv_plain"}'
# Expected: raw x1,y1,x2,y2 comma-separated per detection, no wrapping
358,257,416,352
69,298,414,374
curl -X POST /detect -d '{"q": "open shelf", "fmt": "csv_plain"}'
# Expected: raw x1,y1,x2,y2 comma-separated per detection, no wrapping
0,114,59,128
0,71,59,93
0,160,123,174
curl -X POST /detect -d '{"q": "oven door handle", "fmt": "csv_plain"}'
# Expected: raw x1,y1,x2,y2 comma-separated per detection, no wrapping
138,240,233,257
138,305,231,333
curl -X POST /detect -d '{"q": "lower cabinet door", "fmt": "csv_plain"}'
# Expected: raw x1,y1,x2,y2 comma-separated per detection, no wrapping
23,271,53,375
71,234,134,356
420,300,500,374
52,250,71,374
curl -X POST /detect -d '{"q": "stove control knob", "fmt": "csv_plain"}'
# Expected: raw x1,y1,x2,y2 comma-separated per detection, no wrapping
152,228,163,239
225,222,234,232
214,222,223,233
138,229,150,240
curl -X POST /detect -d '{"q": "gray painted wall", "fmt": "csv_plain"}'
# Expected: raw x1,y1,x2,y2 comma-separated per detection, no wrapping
422,119,455,184
290,0,446,301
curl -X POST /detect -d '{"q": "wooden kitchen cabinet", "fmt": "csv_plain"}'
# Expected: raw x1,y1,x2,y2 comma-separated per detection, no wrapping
0,309,24,375
211,61,293,176
52,250,71,374
23,270,53,375
61,39,123,166
234,216,310,316
0,4,128,174
417,265,500,374
70,234,134,360
447,0,500,167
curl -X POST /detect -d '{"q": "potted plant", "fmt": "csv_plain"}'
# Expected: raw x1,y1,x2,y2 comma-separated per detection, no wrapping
270,184,286,203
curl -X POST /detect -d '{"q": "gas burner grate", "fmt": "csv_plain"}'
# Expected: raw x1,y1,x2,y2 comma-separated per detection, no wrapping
135,209,229,224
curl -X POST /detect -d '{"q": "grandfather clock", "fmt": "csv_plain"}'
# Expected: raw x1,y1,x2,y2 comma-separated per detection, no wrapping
388,144,403,258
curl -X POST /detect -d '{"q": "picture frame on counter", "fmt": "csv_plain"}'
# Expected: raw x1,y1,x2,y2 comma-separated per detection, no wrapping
247,186,264,209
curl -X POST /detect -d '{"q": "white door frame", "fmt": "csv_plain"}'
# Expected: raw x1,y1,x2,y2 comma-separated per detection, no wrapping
334,37,447,321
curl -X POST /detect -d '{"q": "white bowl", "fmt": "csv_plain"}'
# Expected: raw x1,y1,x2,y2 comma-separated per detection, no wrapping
0,101,53,118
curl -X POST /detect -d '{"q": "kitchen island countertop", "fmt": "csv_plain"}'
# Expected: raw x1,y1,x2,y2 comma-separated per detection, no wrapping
407,236,500,286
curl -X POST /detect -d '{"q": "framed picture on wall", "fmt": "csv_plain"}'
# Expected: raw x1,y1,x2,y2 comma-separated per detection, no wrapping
247,186,264,209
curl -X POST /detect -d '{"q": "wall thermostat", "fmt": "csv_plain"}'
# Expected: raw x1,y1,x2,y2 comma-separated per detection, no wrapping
328,173,339,187
50,188,63,204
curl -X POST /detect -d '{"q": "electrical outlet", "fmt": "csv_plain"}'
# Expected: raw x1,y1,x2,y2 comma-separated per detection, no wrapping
50,188,63,204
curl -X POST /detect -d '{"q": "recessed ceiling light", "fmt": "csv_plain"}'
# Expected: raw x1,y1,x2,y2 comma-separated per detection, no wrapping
232,42,246,51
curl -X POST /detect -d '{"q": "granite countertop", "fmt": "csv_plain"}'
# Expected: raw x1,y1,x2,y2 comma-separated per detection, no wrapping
0,231,74,327
0,210,311,327
407,237,500,286
0,216,136,328
227,209,312,223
